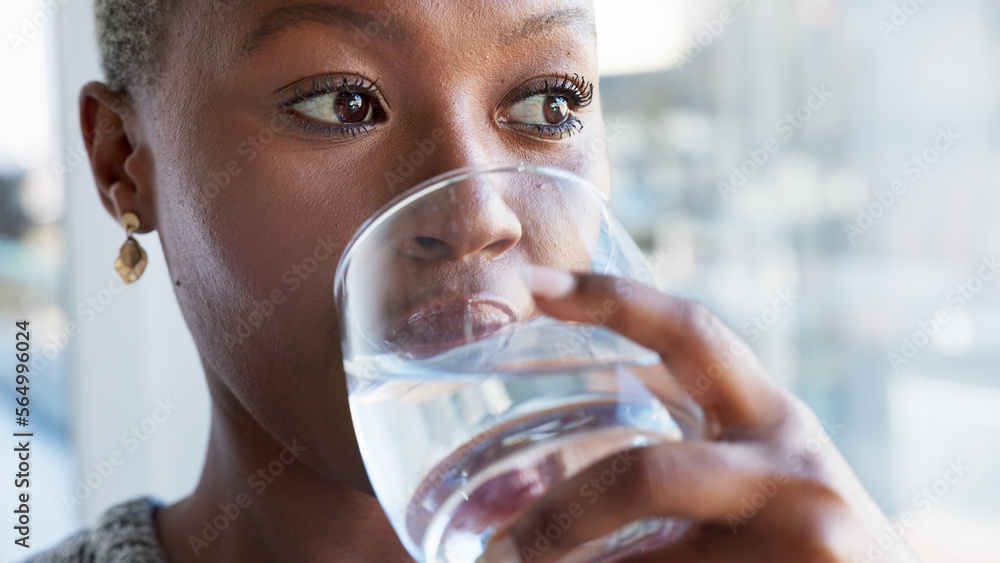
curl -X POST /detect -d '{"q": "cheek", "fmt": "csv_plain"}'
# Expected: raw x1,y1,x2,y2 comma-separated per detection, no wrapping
158,135,395,385
151,119,406,481
527,108,613,198
211,160,382,347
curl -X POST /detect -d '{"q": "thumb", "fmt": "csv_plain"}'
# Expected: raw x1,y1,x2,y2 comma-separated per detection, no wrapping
522,265,789,433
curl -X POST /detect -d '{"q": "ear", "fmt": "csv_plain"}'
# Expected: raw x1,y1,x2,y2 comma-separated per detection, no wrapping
79,81,157,234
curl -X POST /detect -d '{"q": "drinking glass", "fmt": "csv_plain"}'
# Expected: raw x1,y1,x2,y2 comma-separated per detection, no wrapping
334,163,704,563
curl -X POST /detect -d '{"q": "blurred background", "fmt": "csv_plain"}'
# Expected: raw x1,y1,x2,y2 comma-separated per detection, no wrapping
1,0,997,560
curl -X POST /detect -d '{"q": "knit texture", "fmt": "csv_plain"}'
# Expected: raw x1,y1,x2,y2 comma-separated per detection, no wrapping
26,498,169,563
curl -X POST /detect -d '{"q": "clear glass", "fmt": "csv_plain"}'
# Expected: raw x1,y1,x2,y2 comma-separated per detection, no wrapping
334,163,704,563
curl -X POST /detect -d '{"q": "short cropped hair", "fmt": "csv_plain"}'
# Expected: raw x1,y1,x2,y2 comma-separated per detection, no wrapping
94,0,166,95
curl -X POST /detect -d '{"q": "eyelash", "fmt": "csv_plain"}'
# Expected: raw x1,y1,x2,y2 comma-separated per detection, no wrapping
504,73,594,139
279,73,595,140
279,74,386,138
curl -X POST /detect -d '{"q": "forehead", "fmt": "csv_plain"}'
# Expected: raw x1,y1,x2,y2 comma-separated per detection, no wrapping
154,0,598,110
178,0,596,62
250,1,594,52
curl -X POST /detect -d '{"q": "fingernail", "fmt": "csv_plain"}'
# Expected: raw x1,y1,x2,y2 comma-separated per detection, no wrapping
476,535,520,563
522,265,576,299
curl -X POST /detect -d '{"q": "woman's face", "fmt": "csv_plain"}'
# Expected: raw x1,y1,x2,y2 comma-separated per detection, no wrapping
141,0,608,488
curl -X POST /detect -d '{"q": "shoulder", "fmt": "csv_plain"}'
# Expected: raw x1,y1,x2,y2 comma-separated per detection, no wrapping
26,497,170,563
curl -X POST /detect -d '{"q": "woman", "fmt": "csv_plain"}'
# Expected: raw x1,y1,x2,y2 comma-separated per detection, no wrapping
33,0,921,561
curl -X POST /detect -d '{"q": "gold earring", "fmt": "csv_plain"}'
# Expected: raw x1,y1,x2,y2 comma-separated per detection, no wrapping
114,212,148,284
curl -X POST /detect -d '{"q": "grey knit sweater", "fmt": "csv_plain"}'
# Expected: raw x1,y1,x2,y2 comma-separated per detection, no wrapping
25,498,169,563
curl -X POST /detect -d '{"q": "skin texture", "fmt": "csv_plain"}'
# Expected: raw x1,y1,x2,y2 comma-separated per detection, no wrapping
83,1,605,560
78,0,921,561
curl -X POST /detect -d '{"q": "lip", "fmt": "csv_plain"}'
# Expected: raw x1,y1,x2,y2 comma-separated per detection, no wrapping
389,295,518,357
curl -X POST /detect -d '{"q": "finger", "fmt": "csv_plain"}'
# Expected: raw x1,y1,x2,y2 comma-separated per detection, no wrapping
522,265,790,432
479,442,772,563
619,530,764,563
623,499,868,563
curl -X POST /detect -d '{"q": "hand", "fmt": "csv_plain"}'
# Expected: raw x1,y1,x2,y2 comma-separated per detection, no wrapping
479,266,923,563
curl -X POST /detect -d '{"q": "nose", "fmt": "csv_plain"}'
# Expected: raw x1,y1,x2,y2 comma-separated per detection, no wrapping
389,95,526,261
392,177,523,261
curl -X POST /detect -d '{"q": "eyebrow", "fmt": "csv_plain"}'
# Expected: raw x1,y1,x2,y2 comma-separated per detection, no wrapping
241,2,410,55
240,3,596,57
503,7,597,46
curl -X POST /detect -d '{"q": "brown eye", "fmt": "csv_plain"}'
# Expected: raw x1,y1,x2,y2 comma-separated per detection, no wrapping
544,96,570,124
334,92,372,124
505,94,574,127
291,91,376,125
498,75,591,140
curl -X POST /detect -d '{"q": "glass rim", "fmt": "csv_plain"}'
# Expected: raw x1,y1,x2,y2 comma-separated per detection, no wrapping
333,161,609,301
